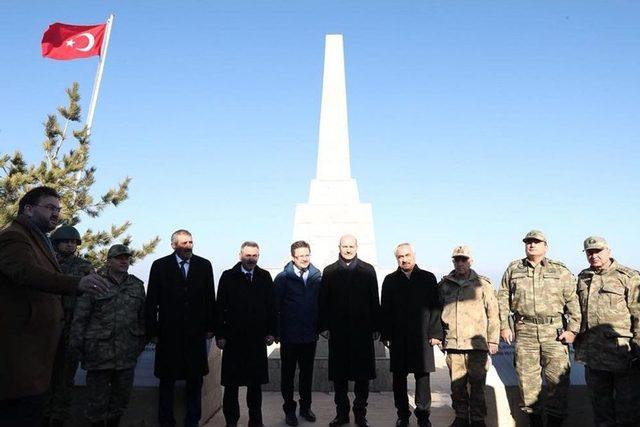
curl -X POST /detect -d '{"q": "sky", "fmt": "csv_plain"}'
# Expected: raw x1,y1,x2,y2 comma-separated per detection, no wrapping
1,1,639,285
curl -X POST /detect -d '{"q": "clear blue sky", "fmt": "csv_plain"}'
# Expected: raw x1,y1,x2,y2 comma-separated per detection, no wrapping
2,1,639,285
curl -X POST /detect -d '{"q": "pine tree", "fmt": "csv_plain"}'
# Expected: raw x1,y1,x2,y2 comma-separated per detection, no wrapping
0,83,159,267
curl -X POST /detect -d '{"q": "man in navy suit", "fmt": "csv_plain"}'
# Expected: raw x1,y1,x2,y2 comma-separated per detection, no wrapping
145,229,216,427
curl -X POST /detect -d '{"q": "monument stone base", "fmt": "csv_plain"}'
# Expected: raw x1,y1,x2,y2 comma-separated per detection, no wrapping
264,339,392,392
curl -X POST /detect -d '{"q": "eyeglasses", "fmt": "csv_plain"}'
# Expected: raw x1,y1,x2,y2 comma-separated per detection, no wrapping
34,204,62,213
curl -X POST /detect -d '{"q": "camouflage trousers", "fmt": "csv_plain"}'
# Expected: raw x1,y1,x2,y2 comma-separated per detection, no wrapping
44,323,79,420
446,350,489,422
514,322,570,417
85,368,135,422
585,366,640,426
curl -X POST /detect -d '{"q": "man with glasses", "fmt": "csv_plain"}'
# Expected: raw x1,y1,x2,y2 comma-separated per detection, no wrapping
498,230,580,427
273,241,322,426
0,186,109,426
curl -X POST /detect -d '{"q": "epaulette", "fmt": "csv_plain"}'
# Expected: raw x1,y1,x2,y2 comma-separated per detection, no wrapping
615,264,637,278
508,259,522,269
577,268,593,278
477,274,493,285
547,258,566,267
128,274,144,286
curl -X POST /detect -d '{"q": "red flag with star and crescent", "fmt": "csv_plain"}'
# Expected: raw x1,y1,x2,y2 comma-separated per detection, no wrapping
41,22,106,60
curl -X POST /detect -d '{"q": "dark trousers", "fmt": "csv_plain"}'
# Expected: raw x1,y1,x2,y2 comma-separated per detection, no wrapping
223,384,262,424
280,341,317,414
585,366,640,426
85,368,135,422
158,376,203,427
0,394,45,427
333,379,369,418
393,371,431,420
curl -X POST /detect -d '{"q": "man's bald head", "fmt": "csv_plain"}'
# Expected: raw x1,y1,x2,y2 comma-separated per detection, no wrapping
338,234,358,261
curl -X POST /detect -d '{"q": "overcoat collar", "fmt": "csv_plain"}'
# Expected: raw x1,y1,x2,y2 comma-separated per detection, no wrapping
15,215,61,271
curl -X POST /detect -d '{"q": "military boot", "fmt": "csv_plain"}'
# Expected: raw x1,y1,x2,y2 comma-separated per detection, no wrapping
527,413,543,427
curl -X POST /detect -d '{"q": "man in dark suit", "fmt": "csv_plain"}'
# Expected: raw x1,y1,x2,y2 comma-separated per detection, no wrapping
0,186,108,427
318,234,380,427
380,243,443,427
145,229,216,427
216,241,277,427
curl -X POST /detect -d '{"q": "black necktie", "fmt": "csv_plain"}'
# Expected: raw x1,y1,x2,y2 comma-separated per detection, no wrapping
180,260,187,279
245,272,252,282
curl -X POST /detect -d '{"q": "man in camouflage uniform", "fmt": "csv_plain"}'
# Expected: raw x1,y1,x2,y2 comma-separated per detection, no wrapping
70,245,146,427
43,225,93,427
498,230,580,427
439,246,500,427
574,236,640,427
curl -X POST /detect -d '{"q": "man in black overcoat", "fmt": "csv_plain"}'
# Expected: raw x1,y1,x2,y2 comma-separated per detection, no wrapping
318,234,380,427
145,229,216,427
380,243,443,427
216,241,277,427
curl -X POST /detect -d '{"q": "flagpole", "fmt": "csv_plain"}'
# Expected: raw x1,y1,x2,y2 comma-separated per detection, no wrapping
86,14,114,135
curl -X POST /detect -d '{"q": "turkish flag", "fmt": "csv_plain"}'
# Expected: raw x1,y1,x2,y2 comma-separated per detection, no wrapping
41,22,106,60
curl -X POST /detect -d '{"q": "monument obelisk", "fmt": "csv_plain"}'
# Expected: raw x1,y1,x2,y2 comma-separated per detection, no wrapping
292,34,377,269
265,34,390,393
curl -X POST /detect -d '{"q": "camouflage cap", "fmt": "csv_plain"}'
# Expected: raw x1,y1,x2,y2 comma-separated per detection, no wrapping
451,245,471,259
583,236,608,251
523,230,547,243
107,244,132,258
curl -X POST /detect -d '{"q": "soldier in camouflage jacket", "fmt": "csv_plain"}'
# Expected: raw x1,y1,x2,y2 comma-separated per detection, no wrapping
497,230,580,427
44,225,93,426
439,246,499,427
70,245,146,427
574,236,640,427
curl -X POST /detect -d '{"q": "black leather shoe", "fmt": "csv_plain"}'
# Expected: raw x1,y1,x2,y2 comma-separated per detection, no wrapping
396,418,409,427
355,417,370,427
329,415,350,426
286,412,299,426
300,408,317,422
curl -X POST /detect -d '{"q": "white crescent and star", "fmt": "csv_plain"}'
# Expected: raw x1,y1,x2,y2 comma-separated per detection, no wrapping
64,32,96,51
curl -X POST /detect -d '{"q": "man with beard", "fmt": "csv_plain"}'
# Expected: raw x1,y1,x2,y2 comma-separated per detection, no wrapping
145,229,216,427
318,234,380,427
380,243,443,427
0,186,109,427
439,246,499,427
498,230,580,427
574,236,640,427
216,241,277,427
43,225,93,427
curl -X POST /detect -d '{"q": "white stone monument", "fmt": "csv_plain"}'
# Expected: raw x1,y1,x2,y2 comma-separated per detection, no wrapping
292,34,377,269
266,34,391,393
